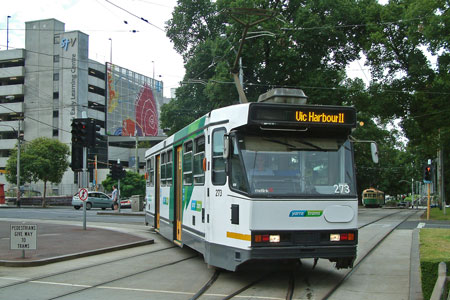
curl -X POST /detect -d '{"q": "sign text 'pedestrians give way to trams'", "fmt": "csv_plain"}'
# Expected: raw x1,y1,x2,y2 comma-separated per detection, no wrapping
10,224,37,250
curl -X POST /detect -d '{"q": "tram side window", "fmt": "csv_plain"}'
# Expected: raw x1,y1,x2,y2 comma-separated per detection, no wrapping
166,150,173,186
212,128,226,185
161,152,167,186
147,157,154,187
193,136,205,185
183,141,193,185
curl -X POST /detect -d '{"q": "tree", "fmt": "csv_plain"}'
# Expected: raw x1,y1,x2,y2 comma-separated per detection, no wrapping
5,144,32,186
102,171,145,198
6,137,70,207
163,0,368,133
360,0,450,201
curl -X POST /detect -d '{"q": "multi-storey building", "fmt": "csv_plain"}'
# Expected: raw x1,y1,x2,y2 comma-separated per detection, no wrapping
0,18,166,195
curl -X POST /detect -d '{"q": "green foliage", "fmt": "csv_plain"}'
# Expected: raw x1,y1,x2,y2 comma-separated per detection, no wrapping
102,171,145,198
5,137,70,206
5,144,32,185
164,0,450,202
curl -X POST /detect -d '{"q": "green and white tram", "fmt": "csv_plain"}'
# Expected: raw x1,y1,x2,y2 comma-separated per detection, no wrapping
145,88,359,271
362,188,385,208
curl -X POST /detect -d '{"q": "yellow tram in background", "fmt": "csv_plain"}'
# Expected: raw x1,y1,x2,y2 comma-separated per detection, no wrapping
362,188,385,208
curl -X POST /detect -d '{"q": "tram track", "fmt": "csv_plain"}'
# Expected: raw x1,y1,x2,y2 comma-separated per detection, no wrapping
186,210,414,300
358,209,404,229
46,254,198,300
0,245,178,290
322,209,420,299
189,264,299,300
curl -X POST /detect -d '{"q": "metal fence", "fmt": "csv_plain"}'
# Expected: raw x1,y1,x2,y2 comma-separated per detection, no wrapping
4,183,106,197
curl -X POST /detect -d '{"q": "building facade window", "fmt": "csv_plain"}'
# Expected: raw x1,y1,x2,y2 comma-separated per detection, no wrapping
53,92,59,99
53,73,59,81
53,55,59,63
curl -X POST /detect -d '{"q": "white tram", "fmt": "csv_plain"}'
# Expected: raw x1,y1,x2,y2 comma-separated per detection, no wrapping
145,88,359,271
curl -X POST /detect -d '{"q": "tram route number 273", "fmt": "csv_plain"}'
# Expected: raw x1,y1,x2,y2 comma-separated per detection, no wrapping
215,189,223,197
334,183,350,194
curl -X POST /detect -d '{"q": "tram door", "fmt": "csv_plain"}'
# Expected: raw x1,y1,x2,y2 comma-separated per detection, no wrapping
155,155,160,230
175,146,182,242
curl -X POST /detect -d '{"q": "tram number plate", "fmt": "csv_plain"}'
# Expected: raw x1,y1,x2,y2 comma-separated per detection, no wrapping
334,184,350,194
215,189,223,197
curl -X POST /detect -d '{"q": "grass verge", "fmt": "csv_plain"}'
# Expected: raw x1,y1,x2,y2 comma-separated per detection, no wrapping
427,207,450,221
419,227,450,299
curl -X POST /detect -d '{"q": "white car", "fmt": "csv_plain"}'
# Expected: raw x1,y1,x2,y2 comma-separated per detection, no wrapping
72,191,114,210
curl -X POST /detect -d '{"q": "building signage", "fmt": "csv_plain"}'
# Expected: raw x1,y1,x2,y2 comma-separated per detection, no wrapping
10,224,37,250
60,37,77,51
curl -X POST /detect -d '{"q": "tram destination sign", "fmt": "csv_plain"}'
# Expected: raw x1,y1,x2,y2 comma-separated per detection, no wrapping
249,103,357,127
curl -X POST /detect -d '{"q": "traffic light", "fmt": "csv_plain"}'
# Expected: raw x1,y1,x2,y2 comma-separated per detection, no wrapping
110,164,126,180
71,118,89,146
111,164,118,180
424,164,433,183
70,145,83,171
87,118,103,148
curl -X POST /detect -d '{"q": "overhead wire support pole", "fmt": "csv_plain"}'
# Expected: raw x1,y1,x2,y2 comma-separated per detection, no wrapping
227,8,275,103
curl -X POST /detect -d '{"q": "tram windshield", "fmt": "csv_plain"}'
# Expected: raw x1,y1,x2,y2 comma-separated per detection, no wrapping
229,133,356,197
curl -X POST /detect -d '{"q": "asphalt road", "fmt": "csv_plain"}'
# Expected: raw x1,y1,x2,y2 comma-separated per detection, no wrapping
0,208,425,300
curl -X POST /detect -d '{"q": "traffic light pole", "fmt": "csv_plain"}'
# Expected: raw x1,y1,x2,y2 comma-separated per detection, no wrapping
83,146,87,230
427,183,431,220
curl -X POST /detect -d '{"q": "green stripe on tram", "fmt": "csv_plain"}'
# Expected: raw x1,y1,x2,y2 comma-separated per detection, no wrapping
174,115,206,142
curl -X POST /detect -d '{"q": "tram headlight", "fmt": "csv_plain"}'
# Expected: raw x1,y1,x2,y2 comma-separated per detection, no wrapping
270,235,280,243
254,234,281,243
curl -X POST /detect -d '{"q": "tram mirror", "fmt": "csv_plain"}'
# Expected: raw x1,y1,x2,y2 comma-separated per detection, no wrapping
223,134,230,159
371,142,379,164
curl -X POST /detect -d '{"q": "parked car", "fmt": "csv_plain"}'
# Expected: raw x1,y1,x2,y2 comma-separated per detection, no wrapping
120,198,131,208
72,191,114,210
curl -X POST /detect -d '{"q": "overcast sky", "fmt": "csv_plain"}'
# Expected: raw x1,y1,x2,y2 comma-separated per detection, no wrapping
1,0,185,97
1,0,382,99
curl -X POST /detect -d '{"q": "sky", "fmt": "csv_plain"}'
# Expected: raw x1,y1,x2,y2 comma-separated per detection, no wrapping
1,0,185,98
1,0,400,98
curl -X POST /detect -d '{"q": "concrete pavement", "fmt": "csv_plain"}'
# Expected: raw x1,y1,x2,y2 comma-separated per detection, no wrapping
0,220,153,267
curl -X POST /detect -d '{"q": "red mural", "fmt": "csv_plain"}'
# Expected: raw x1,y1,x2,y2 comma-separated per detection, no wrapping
135,84,159,136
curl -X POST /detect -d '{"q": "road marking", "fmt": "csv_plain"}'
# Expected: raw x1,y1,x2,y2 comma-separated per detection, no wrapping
0,277,285,299
30,280,91,288
417,222,426,228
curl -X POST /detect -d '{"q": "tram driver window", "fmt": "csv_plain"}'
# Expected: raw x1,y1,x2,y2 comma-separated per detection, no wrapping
212,128,226,185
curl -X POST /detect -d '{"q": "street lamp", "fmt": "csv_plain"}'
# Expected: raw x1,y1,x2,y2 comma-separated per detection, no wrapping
109,38,112,63
7,16,11,50
152,61,155,80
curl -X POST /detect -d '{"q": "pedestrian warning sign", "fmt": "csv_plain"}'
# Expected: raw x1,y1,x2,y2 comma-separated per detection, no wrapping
10,224,37,250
